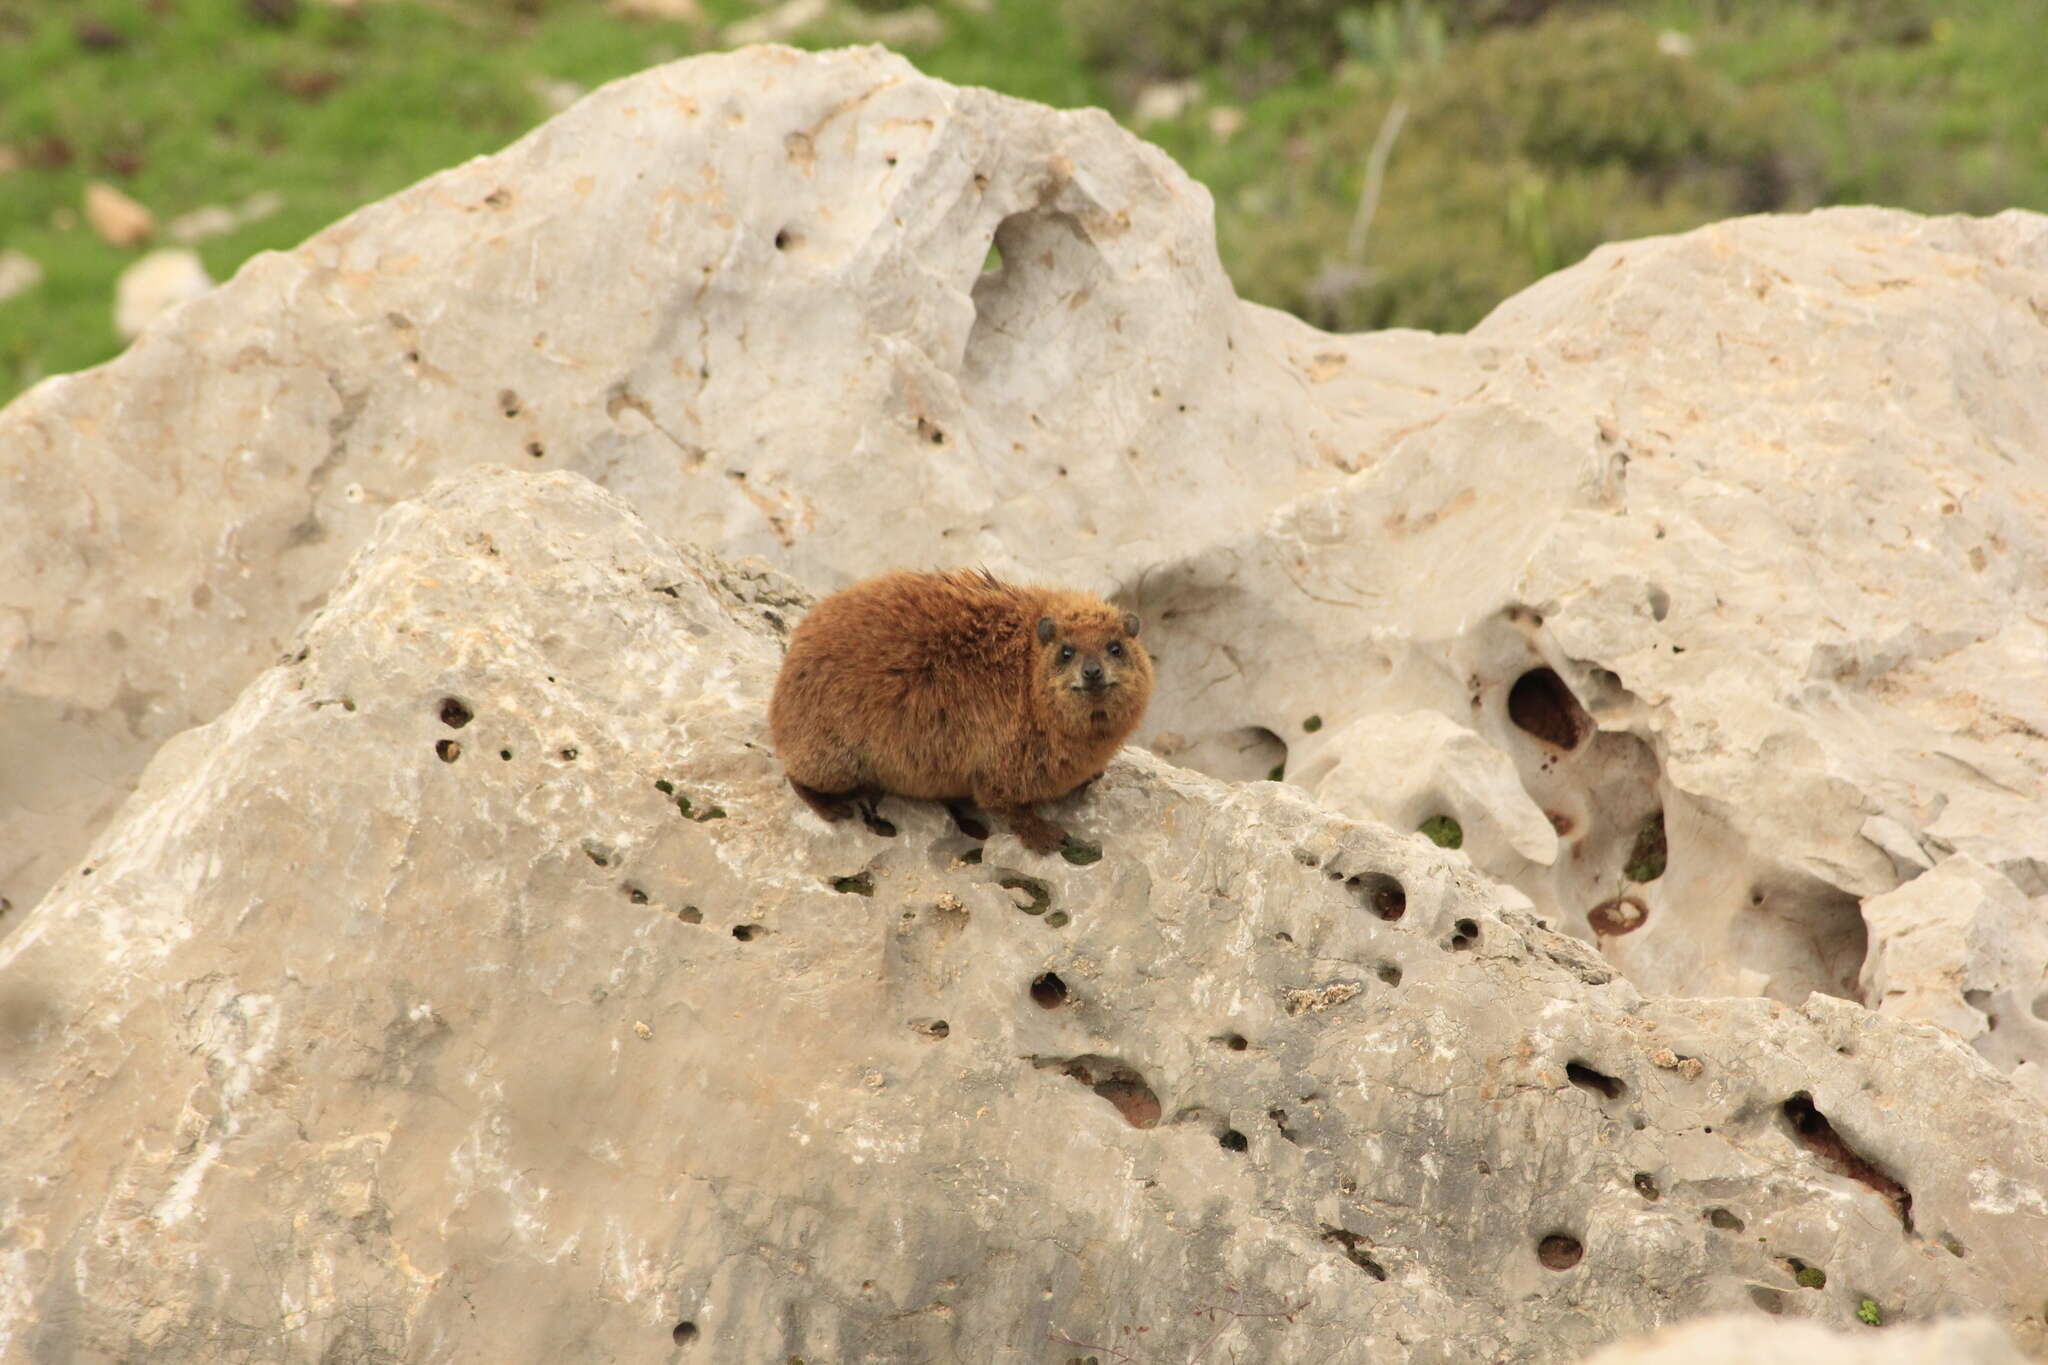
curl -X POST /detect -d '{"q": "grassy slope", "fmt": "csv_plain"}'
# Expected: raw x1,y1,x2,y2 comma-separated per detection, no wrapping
0,0,2042,404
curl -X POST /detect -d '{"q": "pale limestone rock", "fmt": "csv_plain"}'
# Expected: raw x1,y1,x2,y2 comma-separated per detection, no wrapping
167,189,285,244
1135,208,2048,1011
725,0,944,47
1133,79,1200,125
1575,1313,2028,1364
0,248,41,303
0,45,1373,918
1299,711,1559,869
0,50,2041,1300
723,0,826,44
1859,856,2048,1103
611,0,701,18
113,248,215,341
4,466,2046,1361
83,180,154,246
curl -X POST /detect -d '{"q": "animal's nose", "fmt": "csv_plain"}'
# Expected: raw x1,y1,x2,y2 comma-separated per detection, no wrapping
1081,659,1104,684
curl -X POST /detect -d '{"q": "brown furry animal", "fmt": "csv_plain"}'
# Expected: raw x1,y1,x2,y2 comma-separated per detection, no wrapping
769,569,1153,853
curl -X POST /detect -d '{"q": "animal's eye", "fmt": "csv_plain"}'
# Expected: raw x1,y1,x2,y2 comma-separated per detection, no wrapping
1058,645,1075,662
1107,641,1125,658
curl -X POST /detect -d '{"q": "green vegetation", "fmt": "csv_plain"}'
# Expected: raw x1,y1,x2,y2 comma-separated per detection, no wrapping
1858,1297,1884,1326
3,0,2044,404
1624,811,1668,882
1419,814,1463,849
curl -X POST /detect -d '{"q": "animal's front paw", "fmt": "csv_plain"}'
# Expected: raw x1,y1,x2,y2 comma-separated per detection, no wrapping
789,778,857,822
1009,814,1066,854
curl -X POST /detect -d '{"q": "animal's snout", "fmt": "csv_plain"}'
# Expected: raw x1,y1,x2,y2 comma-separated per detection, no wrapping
1081,659,1105,686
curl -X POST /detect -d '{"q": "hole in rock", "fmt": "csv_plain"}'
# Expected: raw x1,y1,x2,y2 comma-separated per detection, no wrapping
1566,1062,1626,1101
433,738,462,763
1030,972,1068,1009
1648,585,1670,621
1508,667,1590,750
1000,874,1052,915
1193,725,1289,782
1348,872,1406,921
672,1321,699,1345
438,697,473,728
1633,1172,1660,1200
498,388,520,418
560,747,578,761
499,749,512,760
831,873,874,896
1218,1033,1249,1052
911,1018,950,1040
1376,962,1402,986
1218,1128,1249,1152
1732,877,1868,1004
1750,1287,1784,1315
731,923,765,942
1624,811,1667,882
1320,1227,1387,1279
624,885,648,905
773,226,798,250
1537,1234,1583,1270
1589,896,1648,937
677,905,703,924
1964,989,1995,1030
1044,1055,1160,1128
1788,1258,1826,1289
1274,931,1294,945
1419,814,1463,849
1448,917,1479,950
1269,1108,1299,1144
1706,1207,1744,1231
527,441,544,458
1781,1093,1913,1232
965,204,1112,389
2033,989,2048,1023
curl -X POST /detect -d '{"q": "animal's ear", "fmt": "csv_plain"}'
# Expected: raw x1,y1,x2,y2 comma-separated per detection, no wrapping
1037,616,1057,644
1121,612,1141,638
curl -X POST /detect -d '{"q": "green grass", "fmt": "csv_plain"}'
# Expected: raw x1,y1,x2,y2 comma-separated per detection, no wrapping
3,0,2044,405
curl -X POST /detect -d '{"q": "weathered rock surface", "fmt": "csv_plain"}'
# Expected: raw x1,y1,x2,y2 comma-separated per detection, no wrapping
3,42,2048,1361
5,51,2044,1068
1578,1314,2031,1365
5,468,2045,1362
113,247,215,341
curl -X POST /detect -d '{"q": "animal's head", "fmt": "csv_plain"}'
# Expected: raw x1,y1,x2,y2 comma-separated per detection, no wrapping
1033,596,1153,734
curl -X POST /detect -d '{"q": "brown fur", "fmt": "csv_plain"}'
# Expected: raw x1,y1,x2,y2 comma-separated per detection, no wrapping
769,569,1154,853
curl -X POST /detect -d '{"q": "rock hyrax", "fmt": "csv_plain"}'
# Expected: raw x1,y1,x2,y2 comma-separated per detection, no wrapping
769,569,1153,853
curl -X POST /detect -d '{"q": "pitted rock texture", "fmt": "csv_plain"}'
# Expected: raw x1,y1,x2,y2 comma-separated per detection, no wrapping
3,41,2048,1363
3,468,2045,1363
3,41,1409,918
2,53,2043,1097
4,45,2046,1076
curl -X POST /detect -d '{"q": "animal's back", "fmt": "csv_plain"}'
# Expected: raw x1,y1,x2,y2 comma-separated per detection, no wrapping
769,570,1031,799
